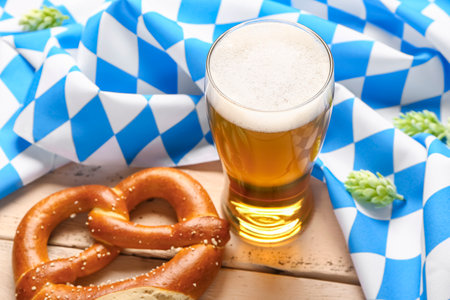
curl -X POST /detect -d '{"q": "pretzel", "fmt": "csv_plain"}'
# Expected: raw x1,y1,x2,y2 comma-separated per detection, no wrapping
13,168,230,300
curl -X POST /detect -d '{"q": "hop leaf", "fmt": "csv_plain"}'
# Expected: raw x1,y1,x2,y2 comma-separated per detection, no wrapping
394,110,450,146
345,170,404,207
19,6,68,31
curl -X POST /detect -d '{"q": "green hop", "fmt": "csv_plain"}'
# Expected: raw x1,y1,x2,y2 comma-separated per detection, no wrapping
394,110,450,146
19,6,68,31
345,170,404,207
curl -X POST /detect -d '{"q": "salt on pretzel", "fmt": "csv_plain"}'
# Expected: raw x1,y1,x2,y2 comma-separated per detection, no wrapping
13,185,127,300
13,167,230,300
88,168,229,249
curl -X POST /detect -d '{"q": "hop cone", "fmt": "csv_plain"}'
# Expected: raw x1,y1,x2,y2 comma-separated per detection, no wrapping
345,170,404,207
19,6,68,31
394,110,450,146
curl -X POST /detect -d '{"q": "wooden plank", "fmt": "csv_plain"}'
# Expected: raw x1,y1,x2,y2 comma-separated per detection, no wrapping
0,162,358,284
1,239,364,299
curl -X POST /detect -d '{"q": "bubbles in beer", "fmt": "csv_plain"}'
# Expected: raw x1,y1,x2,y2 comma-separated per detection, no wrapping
208,21,332,133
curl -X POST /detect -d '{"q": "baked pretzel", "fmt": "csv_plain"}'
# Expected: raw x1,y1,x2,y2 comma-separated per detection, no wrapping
13,168,230,300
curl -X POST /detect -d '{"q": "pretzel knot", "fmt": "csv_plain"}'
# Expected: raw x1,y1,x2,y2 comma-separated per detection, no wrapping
13,168,230,300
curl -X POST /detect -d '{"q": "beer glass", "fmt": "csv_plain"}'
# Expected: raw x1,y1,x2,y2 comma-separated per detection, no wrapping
205,19,334,245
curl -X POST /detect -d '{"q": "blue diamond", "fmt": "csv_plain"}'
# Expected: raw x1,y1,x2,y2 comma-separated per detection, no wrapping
116,105,159,164
322,98,354,153
423,186,450,255
96,57,138,93
362,70,408,109
0,164,23,199
184,38,210,82
354,129,395,176
56,24,83,50
143,12,183,49
81,11,103,54
161,111,203,164
332,41,373,81
397,3,433,35
348,211,389,255
377,256,421,299
14,29,51,51
0,55,34,104
401,95,441,120
258,1,298,17
298,14,337,44
177,0,220,24
71,95,114,162
392,162,425,218
33,77,69,141
106,0,139,34
213,22,240,41
137,38,178,93
328,6,366,32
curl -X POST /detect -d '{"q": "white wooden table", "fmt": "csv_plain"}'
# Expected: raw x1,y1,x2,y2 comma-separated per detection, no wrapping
0,161,364,299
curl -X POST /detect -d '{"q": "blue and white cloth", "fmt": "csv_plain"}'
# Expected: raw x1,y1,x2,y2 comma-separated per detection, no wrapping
0,0,449,299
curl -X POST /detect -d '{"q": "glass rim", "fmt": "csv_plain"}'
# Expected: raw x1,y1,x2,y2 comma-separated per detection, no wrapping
205,18,334,113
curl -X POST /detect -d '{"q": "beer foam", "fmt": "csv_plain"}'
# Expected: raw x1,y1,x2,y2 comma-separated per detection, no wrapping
207,21,333,132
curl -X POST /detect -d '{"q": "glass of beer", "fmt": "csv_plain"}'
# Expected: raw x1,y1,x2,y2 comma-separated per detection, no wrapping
205,19,334,245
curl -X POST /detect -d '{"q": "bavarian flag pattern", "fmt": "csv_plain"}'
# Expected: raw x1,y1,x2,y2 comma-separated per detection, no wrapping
0,0,449,299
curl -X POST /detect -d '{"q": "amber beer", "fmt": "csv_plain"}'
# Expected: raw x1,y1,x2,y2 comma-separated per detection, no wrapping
205,20,334,244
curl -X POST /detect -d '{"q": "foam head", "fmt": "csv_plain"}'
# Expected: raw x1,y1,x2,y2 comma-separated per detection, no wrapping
206,20,333,132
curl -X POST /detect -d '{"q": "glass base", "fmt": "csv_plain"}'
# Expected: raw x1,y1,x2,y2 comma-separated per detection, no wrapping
222,185,313,246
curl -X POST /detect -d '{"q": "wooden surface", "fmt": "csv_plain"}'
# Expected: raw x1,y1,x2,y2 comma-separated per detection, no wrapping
0,161,364,299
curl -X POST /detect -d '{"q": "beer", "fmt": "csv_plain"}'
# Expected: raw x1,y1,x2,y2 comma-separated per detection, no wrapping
205,20,334,244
